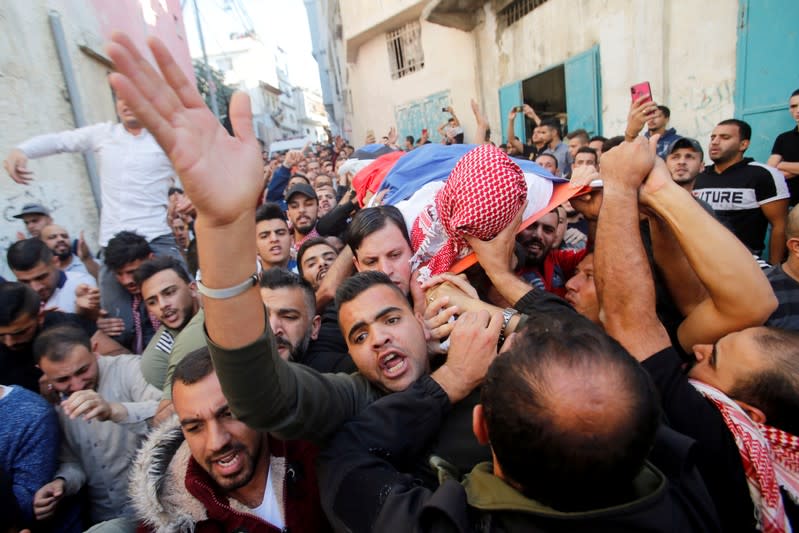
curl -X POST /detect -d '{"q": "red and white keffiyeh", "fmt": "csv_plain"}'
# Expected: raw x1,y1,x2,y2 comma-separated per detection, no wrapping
409,144,527,277
690,379,799,532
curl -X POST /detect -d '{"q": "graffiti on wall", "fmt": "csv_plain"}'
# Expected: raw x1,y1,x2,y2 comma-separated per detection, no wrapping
679,78,735,144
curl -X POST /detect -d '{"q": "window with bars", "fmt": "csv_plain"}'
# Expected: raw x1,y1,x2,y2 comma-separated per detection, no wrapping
386,21,424,80
499,0,551,28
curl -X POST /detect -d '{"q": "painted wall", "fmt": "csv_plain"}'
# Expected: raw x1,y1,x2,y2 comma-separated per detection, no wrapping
347,19,480,145
472,0,738,157
0,0,191,280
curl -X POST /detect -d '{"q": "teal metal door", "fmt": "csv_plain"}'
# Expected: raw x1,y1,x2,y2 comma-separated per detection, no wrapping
564,45,602,136
499,81,524,143
395,91,451,144
735,0,799,162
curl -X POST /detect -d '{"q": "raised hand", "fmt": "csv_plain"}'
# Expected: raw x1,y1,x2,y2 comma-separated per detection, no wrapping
106,33,263,228
283,149,304,168
626,95,658,139
599,136,659,192
77,231,92,261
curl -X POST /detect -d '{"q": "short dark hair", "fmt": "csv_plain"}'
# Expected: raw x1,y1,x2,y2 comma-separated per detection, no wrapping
335,271,407,310
297,237,336,278
657,105,671,119
259,267,316,316
171,346,215,391
0,282,40,327
589,135,607,144
288,174,311,185
168,187,184,196
729,327,799,435
345,206,410,253
536,152,559,169
405,135,414,144
255,202,288,224
566,129,589,143
481,314,660,511
792,89,799,98
33,325,91,363
7,238,52,271
104,231,152,270
602,135,626,153
575,146,598,163
134,255,192,288
718,118,752,141
541,118,562,139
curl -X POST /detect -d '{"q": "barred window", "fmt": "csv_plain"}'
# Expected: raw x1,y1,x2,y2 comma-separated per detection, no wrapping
499,0,551,28
386,21,424,80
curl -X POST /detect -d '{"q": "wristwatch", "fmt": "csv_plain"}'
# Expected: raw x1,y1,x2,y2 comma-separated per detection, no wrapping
498,307,519,347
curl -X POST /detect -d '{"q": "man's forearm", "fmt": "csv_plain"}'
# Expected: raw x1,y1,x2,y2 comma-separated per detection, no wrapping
195,213,264,348
648,214,707,316
769,221,787,265
646,179,776,347
778,161,799,176
596,186,668,360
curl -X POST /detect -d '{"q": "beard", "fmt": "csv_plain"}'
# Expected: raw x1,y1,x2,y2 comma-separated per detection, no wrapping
55,249,72,261
275,331,312,361
204,437,262,492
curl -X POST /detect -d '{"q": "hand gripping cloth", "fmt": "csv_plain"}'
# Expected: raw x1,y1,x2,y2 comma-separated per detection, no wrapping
409,144,527,278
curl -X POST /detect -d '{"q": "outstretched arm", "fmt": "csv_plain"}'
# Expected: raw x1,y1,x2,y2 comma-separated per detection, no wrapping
106,33,265,351
594,137,670,360
641,159,777,351
470,99,489,144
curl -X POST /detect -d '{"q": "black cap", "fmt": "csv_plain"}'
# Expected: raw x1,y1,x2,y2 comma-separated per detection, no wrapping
285,183,317,202
13,203,51,219
667,137,703,157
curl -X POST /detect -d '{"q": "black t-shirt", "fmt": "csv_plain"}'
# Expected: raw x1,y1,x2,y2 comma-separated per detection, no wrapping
642,347,760,532
693,158,789,254
0,311,97,392
771,127,799,205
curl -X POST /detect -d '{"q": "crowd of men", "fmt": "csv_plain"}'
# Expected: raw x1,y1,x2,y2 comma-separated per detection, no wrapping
0,32,797,532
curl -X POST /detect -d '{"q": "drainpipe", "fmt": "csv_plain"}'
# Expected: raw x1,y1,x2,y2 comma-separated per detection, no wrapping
48,10,102,211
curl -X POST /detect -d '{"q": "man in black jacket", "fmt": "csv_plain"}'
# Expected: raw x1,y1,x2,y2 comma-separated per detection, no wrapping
318,304,720,533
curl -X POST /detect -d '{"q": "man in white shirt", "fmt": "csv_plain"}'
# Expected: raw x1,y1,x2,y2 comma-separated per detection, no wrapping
6,239,96,315
4,97,178,252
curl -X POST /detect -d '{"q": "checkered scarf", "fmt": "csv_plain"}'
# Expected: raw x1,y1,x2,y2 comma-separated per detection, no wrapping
409,144,527,277
690,379,799,532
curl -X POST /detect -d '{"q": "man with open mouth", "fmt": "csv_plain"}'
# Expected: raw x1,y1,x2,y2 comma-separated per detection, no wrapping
131,347,330,532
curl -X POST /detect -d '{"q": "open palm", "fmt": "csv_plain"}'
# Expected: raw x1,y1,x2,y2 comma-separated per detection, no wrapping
106,33,263,227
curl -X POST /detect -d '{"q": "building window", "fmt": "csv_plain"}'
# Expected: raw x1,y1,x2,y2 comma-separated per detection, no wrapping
499,0,550,28
386,21,424,80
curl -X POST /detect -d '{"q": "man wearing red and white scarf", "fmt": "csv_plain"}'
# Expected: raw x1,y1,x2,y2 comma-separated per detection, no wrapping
594,137,798,532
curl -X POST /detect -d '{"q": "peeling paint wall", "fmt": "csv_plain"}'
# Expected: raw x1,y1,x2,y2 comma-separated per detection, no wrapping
0,1,191,280
346,19,480,145
473,0,738,153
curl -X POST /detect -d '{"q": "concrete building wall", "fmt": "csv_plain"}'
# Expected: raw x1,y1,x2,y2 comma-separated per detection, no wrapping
347,19,480,144
338,0,738,152
472,0,737,150
0,1,191,280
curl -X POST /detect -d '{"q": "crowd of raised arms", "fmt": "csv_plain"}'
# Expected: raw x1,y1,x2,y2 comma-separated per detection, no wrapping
1,33,799,533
